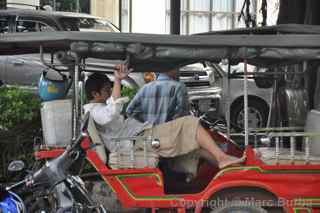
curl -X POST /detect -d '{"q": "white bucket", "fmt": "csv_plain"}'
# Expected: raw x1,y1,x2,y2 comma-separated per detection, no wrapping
41,99,72,147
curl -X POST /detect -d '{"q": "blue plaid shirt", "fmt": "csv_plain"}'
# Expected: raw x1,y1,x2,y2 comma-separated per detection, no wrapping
126,74,190,125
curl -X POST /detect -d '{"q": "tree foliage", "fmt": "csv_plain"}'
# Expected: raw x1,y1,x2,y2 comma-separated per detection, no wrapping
121,86,138,101
0,0,6,9
0,87,41,182
0,87,40,130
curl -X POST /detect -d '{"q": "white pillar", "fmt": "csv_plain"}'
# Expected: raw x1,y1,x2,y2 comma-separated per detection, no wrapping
132,0,166,34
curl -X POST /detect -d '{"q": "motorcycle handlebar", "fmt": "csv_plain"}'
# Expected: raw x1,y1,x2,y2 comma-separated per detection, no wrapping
9,113,91,190
5,179,27,191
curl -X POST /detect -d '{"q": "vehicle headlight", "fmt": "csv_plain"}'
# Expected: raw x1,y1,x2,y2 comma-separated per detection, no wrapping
208,72,215,86
144,72,156,83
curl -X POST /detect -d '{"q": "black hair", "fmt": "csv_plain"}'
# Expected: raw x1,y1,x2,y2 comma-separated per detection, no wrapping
85,73,112,100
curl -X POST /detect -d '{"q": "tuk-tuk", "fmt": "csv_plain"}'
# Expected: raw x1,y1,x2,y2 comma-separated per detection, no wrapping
2,26,320,213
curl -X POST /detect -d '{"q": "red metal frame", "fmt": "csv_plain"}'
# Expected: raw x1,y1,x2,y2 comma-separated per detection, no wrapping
34,131,320,213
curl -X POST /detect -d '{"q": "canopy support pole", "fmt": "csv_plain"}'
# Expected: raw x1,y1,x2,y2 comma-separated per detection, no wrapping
226,62,231,138
170,0,181,35
73,54,80,139
244,55,249,146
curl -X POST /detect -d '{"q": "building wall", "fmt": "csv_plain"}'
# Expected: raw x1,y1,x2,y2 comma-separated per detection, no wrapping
91,0,119,27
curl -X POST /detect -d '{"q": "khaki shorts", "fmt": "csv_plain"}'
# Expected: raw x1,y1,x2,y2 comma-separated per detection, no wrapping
142,116,200,157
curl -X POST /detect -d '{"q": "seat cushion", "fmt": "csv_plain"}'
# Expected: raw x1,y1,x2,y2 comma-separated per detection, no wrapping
109,150,159,169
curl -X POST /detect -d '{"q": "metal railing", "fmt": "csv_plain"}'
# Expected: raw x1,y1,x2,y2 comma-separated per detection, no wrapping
231,127,320,165
110,136,159,169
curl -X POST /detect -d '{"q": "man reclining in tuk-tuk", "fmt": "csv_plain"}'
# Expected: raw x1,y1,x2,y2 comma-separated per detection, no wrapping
83,64,245,169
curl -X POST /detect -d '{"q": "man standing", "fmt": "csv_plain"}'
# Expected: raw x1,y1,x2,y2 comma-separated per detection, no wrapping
126,68,189,125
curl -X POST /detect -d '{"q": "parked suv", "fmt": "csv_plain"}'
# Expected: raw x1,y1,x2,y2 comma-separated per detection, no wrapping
0,9,143,89
179,62,272,129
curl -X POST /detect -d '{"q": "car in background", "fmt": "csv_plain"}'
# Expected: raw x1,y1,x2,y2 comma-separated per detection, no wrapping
0,9,119,33
0,9,143,89
179,62,272,130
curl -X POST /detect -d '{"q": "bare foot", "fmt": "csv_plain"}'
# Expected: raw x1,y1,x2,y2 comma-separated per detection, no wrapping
218,155,246,169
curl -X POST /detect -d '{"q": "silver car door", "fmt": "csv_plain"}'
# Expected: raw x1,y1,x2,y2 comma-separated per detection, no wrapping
5,54,46,86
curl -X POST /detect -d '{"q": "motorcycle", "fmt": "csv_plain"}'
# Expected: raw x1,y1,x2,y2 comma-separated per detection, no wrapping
0,183,26,213
0,114,106,213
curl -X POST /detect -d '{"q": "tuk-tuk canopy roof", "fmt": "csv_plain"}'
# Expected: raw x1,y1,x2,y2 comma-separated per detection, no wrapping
1,25,320,71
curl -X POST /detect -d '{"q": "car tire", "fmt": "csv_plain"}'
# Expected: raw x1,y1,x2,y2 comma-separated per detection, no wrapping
210,202,268,213
230,99,268,130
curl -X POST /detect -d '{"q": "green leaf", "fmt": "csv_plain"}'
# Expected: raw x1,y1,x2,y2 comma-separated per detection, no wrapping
0,87,40,129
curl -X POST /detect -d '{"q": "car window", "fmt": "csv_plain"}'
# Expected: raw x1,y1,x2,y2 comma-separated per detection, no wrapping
16,20,55,32
59,18,79,31
0,17,9,33
16,20,36,32
39,22,55,32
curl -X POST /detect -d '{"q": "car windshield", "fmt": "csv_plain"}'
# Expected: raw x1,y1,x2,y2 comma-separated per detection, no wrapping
79,18,119,32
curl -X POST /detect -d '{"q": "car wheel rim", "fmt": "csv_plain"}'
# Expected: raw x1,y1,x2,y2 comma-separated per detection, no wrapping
236,107,263,129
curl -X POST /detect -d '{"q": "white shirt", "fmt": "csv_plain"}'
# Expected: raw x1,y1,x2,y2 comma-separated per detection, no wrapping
83,96,145,151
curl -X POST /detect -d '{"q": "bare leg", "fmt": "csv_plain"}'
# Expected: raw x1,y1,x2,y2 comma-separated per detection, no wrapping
196,126,245,168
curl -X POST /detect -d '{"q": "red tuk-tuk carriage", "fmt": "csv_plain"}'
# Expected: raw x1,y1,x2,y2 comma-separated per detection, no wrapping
2,26,320,213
